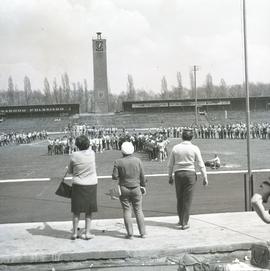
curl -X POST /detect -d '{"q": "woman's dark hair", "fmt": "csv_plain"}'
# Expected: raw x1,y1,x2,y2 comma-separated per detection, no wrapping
182,129,193,141
75,135,90,150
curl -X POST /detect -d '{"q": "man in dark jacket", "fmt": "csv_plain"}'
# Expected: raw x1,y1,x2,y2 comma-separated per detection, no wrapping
112,141,146,239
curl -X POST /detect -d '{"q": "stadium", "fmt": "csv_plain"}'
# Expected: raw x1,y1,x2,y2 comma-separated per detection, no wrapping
1,1,270,267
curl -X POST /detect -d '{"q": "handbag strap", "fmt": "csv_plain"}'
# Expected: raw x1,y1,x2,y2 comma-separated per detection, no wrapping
62,170,69,182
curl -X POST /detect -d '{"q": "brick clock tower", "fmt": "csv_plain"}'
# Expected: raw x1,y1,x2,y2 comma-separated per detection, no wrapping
92,32,109,113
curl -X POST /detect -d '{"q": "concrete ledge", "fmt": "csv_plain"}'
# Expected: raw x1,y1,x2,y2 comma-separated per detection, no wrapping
0,212,269,265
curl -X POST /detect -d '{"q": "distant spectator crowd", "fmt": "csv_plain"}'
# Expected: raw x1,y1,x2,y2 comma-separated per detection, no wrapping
191,122,270,140
140,122,270,140
0,130,48,147
2,121,270,159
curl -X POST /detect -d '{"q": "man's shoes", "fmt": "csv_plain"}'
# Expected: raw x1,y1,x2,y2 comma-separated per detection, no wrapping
125,234,133,240
83,233,95,240
70,233,79,240
182,224,190,230
176,221,182,229
140,234,146,238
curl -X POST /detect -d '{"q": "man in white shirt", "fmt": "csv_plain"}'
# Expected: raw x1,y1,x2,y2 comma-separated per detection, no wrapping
168,128,208,230
251,180,270,224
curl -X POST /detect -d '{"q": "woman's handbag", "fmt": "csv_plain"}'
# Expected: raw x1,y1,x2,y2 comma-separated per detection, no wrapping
55,172,72,198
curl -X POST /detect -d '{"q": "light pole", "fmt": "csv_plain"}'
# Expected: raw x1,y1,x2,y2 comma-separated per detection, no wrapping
193,65,199,126
242,0,252,210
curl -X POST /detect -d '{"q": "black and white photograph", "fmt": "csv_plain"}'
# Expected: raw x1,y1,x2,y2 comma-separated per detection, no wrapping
0,0,270,270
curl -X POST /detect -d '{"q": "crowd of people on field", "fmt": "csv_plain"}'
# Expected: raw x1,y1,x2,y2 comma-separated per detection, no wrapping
2,121,270,157
158,122,270,140
0,130,48,147
191,122,270,140
46,121,270,162
47,136,74,155
48,127,170,162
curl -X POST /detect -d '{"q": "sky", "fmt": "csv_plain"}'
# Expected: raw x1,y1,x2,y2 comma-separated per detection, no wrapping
0,0,269,94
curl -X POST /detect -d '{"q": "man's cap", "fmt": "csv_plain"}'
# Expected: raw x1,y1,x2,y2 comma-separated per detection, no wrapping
121,142,134,155
182,128,194,136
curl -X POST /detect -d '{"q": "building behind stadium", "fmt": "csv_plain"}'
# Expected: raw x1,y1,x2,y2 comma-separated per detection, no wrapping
123,96,270,113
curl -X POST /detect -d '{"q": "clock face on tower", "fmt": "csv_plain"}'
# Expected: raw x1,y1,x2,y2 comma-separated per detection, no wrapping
96,40,103,51
98,91,104,98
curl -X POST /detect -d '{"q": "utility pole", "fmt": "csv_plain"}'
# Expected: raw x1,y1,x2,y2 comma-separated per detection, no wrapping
193,65,199,126
242,0,252,210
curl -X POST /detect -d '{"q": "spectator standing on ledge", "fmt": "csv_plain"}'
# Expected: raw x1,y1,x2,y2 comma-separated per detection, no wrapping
168,128,208,230
112,141,146,239
251,179,270,223
68,135,98,240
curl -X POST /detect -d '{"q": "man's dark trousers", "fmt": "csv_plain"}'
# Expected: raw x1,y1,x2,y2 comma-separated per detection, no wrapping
174,171,197,226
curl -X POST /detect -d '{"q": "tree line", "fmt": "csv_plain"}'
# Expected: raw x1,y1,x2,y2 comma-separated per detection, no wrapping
1,74,92,113
1,72,270,113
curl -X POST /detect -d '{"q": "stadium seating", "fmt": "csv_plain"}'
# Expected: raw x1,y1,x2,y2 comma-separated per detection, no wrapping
0,117,70,132
1,110,270,133
206,110,270,124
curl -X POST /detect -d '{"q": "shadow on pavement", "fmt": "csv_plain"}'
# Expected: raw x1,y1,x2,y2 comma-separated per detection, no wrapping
27,222,127,240
145,220,177,229
91,229,126,239
26,222,71,240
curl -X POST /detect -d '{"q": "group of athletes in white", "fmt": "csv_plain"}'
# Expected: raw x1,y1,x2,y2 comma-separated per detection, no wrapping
168,122,270,140
47,128,170,163
193,122,270,140
0,130,48,147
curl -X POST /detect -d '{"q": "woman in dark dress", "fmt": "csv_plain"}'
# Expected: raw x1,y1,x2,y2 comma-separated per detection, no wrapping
68,135,98,240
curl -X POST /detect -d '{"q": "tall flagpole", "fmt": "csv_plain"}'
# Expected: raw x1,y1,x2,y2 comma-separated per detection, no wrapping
242,0,252,210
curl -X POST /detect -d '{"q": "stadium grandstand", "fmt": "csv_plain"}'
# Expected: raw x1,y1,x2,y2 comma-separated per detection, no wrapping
1,97,270,133
0,104,79,118
123,96,270,113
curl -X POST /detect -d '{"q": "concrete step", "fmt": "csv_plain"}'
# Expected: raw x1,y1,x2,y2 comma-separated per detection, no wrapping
0,212,269,269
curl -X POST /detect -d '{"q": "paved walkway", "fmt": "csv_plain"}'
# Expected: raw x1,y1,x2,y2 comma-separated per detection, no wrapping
0,212,270,269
